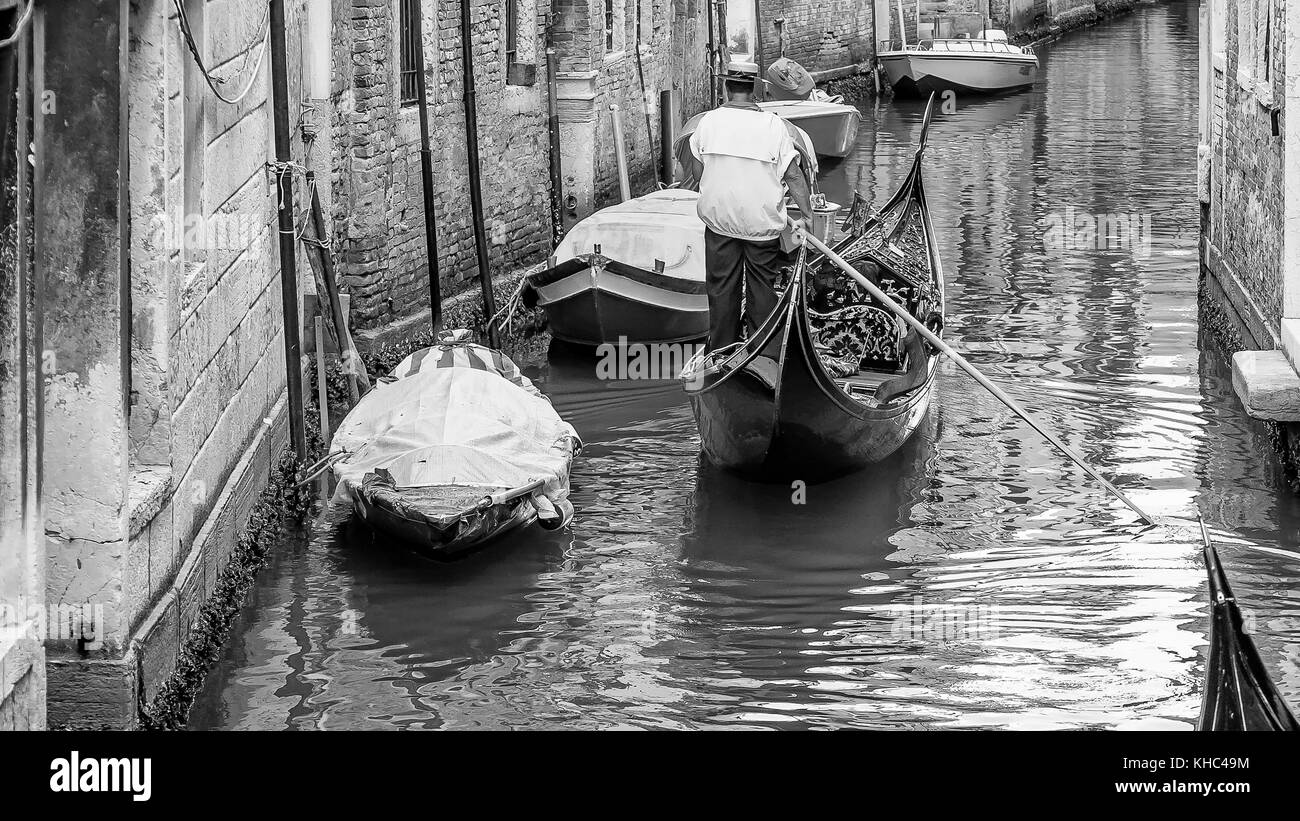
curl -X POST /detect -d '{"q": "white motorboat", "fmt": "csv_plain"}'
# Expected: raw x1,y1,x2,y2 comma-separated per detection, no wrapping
878,29,1038,97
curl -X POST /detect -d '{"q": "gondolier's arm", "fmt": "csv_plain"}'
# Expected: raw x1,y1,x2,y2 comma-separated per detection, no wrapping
783,159,814,230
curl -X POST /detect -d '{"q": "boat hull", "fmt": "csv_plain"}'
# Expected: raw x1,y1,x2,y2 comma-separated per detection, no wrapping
534,268,708,346
757,100,862,158
353,485,537,557
688,342,934,482
880,51,1037,96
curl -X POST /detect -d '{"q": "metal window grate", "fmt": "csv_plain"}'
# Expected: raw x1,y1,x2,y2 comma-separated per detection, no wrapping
605,0,614,52
399,0,419,105
505,0,517,67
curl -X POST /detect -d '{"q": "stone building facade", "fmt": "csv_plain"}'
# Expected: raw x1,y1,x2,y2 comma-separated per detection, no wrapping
1,0,44,731
3,0,715,728
1198,0,1300,459
336,0,713,340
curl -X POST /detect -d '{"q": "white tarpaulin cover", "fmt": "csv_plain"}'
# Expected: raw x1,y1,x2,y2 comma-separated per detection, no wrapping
554,189,705,283
329,354,580,511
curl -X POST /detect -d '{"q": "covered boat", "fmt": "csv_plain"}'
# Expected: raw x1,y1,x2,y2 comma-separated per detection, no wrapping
329,331,581,556
1197,522,1299,731
524,190,707,346
878,30,1038,97
680,100,944,482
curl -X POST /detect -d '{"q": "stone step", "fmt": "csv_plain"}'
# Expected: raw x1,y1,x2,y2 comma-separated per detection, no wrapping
1232,349,1300,422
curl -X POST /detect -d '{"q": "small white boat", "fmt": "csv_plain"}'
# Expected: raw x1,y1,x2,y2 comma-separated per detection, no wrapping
525,190,708,346
756,100,861,159
878,30,1038,97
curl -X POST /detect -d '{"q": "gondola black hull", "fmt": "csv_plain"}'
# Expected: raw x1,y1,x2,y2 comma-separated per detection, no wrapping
687,314,935,482
1197,531,1300,731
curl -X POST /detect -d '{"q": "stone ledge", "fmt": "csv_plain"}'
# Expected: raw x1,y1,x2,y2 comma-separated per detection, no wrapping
1232,350,1300,421
128,466,173,540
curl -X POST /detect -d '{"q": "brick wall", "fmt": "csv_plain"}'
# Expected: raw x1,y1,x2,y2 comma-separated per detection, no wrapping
1202,0,1285,341
333,0,554,332
332,0,711,333
758,0,873,74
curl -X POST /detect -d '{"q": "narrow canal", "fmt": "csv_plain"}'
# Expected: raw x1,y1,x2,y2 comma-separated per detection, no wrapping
191,2,1300,730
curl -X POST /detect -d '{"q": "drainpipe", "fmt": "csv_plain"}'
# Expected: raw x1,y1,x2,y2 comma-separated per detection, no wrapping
545,16,564,244
269,0,307,456
460,0,498,348
410,0,442,333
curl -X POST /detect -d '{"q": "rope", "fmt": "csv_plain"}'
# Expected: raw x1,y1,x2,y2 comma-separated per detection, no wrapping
0,1,32,51
489,276,531,334
171,0,269,105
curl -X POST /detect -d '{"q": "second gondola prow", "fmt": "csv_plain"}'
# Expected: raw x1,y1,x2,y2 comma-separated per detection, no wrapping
681,95,946,481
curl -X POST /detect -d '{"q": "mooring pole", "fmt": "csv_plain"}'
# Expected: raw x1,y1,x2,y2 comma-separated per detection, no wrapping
410,0,442,334
269,0,306,456
460,0,499,348
659,88,676,186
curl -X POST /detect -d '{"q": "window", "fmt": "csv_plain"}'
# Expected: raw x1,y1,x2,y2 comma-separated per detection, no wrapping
605,0,615,52
399,0,420,106
505,0,518,67
504,0,535,85
726,0,756,71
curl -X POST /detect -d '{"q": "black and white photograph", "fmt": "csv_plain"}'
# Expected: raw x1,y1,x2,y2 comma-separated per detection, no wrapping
0,0,1295,802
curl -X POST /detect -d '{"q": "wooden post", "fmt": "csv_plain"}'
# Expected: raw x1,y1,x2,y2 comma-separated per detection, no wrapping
269,0,307,456
610,103,631,202
313,315,330,505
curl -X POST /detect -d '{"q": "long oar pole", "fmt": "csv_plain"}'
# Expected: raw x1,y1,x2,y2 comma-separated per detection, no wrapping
795,222,1155,525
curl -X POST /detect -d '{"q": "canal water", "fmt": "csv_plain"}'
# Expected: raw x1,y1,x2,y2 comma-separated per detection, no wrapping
191,1,1300,730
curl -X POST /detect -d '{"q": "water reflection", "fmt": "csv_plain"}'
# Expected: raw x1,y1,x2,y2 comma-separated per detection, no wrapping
191,2,1299,730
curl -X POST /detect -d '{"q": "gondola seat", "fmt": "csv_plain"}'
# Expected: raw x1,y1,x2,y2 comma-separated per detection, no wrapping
809,303,906,377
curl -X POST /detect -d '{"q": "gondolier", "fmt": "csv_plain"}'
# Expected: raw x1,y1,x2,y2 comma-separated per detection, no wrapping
689,70,815,361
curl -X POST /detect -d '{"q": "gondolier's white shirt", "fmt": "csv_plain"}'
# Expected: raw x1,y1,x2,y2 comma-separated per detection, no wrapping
690,104,799,241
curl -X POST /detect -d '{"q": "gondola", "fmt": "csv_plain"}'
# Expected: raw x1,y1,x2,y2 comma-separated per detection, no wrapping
679,98,944,482
1197,522,1299,731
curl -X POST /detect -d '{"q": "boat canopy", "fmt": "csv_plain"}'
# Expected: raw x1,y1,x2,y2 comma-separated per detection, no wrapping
330,355,579,512
554,190,706,283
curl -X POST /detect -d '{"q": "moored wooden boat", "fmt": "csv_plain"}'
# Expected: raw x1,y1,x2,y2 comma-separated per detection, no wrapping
674,102,850,169
1197,523,1299,731
756,100,861,159
329,332,581,556
525,190,707,346
680,102,945,482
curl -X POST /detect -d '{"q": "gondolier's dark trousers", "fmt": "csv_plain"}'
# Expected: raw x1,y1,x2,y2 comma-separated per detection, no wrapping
704,227,786,355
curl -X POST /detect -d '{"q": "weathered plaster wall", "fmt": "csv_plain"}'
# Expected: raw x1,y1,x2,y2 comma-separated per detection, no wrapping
0,0,45,729
46,0,304,727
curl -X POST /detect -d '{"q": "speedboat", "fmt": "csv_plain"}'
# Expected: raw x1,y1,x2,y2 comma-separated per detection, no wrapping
756,99,861,159
878,30,1038,96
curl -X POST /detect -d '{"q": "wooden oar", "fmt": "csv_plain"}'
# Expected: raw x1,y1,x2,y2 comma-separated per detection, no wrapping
795,221,1156,525
449,478,547,521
